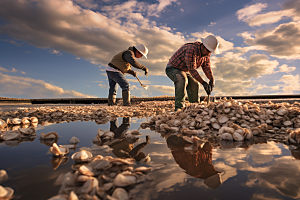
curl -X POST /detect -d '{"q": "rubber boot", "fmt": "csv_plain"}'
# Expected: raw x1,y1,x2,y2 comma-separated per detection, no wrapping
108,94,116,106
122,90,131,106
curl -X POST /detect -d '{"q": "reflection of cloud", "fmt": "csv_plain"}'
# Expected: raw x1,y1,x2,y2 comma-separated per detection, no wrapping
246,156,300,199
214,162,237,183
0,72,96,98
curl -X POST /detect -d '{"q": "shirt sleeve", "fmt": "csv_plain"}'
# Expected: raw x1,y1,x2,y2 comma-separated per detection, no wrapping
185,46,205,84
201,57,213,80
122,50,145,70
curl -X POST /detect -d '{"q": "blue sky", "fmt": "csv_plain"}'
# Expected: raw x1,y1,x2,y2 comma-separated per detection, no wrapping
0,0,299,99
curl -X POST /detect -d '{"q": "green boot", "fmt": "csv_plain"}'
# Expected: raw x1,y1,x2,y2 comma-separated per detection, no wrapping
122,90,131,106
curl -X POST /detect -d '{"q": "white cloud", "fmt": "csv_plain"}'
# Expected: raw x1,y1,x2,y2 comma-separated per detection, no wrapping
49,49,61,55
0,66,18,73
278,74,300,93
278,64,296,73
0,72,96,98
98,83,108,89
236,3,268,22
73,0,98,9
208,22,216,27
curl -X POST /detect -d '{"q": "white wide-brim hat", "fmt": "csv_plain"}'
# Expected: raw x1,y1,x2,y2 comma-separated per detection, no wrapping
134,44,148,58
201,35,220,54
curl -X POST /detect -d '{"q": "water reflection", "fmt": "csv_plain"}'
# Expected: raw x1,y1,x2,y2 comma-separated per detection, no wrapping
166,135,222,189
109,117,151,162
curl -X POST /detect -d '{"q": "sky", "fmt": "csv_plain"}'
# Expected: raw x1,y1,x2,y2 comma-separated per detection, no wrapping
0,0,299,99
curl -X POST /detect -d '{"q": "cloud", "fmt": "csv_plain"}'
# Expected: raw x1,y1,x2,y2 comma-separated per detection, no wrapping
278,64,296,73
0,72,96,98
150,85,174,94
73,0,98,9
239,21,300,60
98,84,108,89
236,3,268,22
0,66,18,73
208,22,216,27
49,49,62,55
278,74,300,93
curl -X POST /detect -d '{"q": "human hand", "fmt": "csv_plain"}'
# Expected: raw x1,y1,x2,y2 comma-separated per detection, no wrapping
143,67,149,76
127,69,136,77
202,81,211,95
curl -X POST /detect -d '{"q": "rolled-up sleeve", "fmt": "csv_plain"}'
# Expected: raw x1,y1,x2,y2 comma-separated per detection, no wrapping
185,47,204,84
201,58,213,80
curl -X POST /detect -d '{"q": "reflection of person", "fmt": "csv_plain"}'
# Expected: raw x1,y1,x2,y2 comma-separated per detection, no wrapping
109,117,151,162
167,135,222,189
165,35,219,111
106,44,149,106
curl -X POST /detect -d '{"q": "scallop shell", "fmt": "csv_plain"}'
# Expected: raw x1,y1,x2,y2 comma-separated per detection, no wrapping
50,143,69,156
283,121,293,126
212,123,220,129
21,117,31,124
0,130,20,140
6,118,12,125
218,115,229,124
113,173,137,187
134,166,152,173
69,137,80,144
233,132,244,141
97,129,106,137
219,127,234,135
94,160,112,170
78,165,95,177
71,150,93,162
40,132,59,140
277,108,287,116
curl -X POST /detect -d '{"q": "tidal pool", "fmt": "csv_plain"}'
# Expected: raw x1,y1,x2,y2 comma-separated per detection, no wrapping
0,117,300,200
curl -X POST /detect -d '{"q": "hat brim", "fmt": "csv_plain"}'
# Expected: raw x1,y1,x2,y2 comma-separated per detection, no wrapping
201,38,220,54
139,51,147,59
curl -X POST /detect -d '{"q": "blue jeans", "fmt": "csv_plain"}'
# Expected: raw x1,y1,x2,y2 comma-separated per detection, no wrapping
166,66,199,111
106,71,130,95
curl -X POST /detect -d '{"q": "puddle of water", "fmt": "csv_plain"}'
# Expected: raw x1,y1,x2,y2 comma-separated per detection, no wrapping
0,117,300,200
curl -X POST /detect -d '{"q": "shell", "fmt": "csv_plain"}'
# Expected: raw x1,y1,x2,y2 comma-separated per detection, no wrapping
277,108,287,116
48,194,68,200
0,119,7,129
112,188,129,200
283,121,293,126
134,166,152,173
0,131,20,140
30,117,38,123
69,137,80,144
131,130,141,135
6,118,12,125
12,118,22,125
219,127,234,135
212,123,220,129
40,132,59,140
69,191,79,200
94,160,112,170
78,165,95,177
0,170,8,183
0,185,14,199
21,117,31,124
218,115,229,124
113,173,137,187
221,133,233,141
50,143,69,156
18,127,36,135
233,132,244,141
71,150,93,162
97,129,106,137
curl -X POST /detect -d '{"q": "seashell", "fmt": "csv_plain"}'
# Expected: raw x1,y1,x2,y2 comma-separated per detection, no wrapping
21,117,31,124
6,118,12,125
103,182,114,191
12,118,22,125
134,166,152,173
94,160,112,170
0,130,20,140
0,185,14,199
277,108,287,116
113,173,137,187
51,112,63,118
97,129,106,137
131,130,141,135
233,132,244,141
266,119,272,124
224,102,231,107
103,131,114,139
69,137,80,144
218,115,229,124
30,117,38,123
40,132,59,140
221,133,233,141
78,177,98,194
219,127,234,135
18,127,36,135
212,123,220,130
0,119,7,129
112,188,129,200
266,110,274,115
169,127,179,132
69,191,79,200
71,150,93,162
50,156,68,170
50,143,69,156
283,121,293,126
78,165,95,177
0,170,8,183
223,108,231,113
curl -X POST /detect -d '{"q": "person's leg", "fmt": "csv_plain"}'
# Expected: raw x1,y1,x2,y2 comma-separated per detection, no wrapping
107,71,131,106
186,72,200,103
106,71,118,105
166,66,187,111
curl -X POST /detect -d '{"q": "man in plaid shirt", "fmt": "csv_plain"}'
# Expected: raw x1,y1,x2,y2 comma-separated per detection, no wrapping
166,35,219,111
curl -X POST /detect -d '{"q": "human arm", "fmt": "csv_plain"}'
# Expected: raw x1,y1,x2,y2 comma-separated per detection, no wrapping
123,51,148,75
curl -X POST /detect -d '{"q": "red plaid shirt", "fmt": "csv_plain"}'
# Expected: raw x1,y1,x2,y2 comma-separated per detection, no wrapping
167,42,213,84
